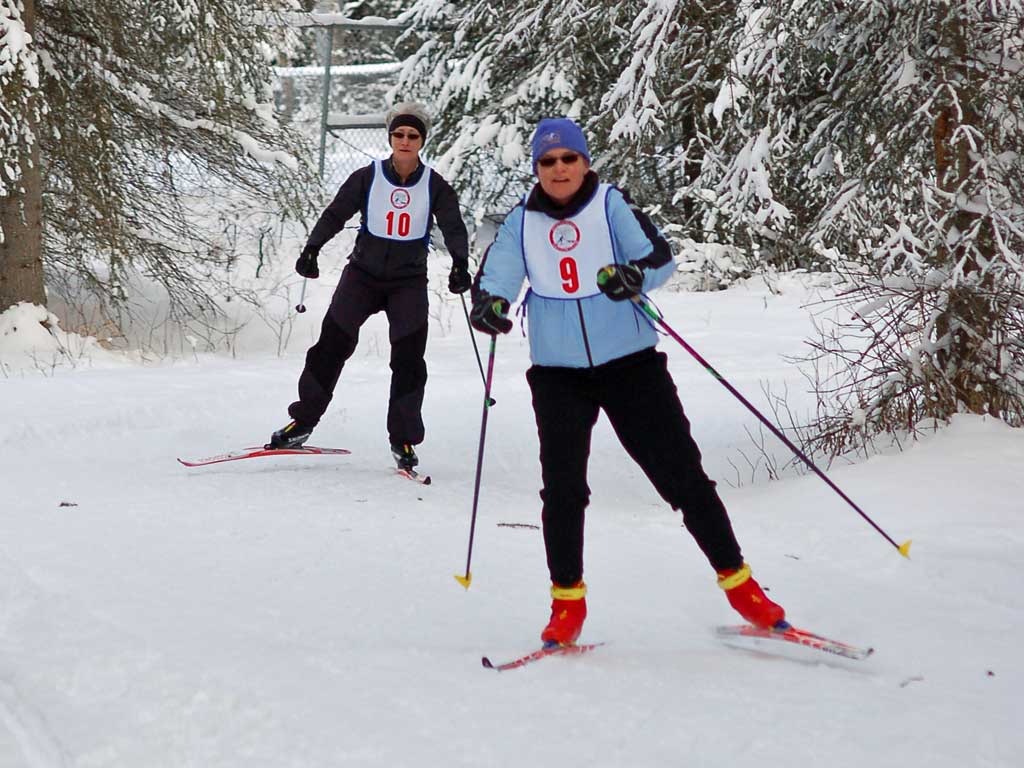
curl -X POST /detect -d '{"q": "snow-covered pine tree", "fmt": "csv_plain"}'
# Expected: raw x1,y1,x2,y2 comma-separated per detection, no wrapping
281,1,411,68
705,1,1024,448
393,0,737,252
0,0,318,318
332,0,412,65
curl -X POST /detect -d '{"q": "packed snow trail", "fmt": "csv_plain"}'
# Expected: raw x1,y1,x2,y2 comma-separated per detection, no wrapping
1,283,1021,767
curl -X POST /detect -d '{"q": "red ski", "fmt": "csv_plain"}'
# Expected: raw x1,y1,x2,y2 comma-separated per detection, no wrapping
716,622,873,661
396,468,431,485
482,642,605,671
177,445,351,468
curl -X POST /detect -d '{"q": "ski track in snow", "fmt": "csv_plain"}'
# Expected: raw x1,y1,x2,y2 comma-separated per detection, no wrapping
0,679,71,768
0,557,70,768
1,279,1022,766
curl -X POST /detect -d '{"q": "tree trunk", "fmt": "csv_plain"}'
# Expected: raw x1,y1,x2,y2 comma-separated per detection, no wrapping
930,4,995,416
0,0,46,313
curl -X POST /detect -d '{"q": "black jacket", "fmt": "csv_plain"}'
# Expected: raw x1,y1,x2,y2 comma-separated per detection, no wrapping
306,159,470,281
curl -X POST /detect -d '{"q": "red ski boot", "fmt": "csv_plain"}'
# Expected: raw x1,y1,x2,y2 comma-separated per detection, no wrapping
717,563,786,629
541,581,587,646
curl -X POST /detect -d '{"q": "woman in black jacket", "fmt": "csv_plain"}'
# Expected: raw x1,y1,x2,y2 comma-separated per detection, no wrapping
269,103,472,471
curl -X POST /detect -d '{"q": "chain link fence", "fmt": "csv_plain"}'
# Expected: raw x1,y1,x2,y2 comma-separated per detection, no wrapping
270,4,409,191
275,59,399,190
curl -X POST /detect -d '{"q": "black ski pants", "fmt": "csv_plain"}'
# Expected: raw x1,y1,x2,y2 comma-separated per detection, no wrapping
288,264,428,446
526,347,744,587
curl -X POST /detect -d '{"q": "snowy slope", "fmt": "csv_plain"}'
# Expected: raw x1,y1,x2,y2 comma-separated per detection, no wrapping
1,276,1021,767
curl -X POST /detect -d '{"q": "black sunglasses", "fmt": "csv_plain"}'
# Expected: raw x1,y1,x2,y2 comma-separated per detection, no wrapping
390,131,422,141
537,152,581,168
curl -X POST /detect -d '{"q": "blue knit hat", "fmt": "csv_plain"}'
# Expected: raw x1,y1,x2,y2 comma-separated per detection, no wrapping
531,118,591,170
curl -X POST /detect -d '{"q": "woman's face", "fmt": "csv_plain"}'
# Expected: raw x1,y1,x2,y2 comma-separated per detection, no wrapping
536,149,589,204
389,128,423,161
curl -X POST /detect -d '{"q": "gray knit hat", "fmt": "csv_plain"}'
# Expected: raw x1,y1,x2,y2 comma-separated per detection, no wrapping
386,102,431,139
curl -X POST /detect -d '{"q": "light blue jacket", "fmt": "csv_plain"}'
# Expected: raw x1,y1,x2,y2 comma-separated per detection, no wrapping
478,184,675,368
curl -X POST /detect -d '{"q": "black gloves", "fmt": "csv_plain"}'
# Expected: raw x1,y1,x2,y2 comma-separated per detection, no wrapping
295,245,320,279
470,293,513,335
597,262,644,301
448,263,472,294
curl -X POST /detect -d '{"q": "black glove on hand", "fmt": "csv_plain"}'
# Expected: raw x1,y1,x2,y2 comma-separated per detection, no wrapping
295,245,320,279
597,262,644,301
470,293,513,335
448,263,472,294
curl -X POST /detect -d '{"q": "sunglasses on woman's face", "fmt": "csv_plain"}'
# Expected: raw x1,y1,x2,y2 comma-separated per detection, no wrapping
390,131,422,141
537,153,581,168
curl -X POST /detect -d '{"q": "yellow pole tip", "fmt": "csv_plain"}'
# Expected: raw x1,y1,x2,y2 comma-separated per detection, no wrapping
454,573,472,589
898,540,912,558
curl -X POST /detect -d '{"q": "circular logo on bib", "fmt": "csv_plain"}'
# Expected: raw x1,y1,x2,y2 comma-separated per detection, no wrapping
390,189,411,209
549,220,581,252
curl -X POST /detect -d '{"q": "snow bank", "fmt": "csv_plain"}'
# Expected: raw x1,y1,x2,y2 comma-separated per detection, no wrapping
0,302,131,375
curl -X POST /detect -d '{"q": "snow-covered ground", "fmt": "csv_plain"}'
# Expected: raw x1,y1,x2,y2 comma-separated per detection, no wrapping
1,268,1021,767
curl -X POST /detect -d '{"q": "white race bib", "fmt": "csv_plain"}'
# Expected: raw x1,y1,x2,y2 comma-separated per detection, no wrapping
365,160,432,241
522,184,616,299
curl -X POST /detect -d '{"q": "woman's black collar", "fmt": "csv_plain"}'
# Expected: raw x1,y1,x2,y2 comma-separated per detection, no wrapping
526,171,600,218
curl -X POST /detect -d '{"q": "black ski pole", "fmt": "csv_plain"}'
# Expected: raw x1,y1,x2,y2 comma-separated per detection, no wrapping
295,278,308,314
623,288,911,558
460,293,496,406
455,334,498,588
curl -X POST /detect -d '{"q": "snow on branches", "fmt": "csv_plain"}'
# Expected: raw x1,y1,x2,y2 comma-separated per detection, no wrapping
600,2,677,142
710,1,1024,448
0,0,44,201
396,0,742,281
398,0,1024,444
3,0,317,317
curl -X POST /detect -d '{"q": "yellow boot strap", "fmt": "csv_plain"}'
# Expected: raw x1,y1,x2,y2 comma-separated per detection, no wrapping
717,563,752,591
550,582,587,601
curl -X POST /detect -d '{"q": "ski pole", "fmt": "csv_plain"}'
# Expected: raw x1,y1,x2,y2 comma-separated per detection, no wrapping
620,287,911,558
455,334,498,588
295,278,308,314
460,293,496,406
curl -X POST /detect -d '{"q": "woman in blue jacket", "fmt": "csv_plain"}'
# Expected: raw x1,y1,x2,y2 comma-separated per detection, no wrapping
471,118,786,645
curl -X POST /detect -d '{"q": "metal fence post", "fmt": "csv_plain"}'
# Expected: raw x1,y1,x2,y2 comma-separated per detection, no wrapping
317,26,334,179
